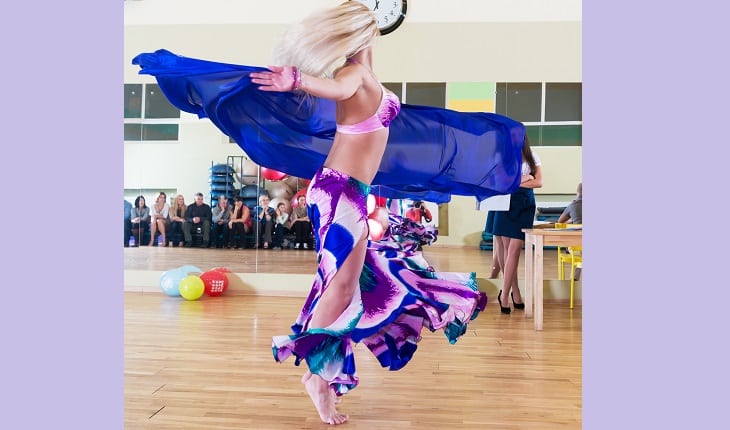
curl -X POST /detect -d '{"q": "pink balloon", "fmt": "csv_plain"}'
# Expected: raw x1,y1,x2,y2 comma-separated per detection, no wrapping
367,218,385,241
367,207,389,241
369,207,389,229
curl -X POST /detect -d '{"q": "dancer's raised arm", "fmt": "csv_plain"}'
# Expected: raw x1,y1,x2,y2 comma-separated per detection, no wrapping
250,64,362,101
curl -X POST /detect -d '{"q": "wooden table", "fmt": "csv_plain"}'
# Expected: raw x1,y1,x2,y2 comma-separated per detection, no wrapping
522,226,583,331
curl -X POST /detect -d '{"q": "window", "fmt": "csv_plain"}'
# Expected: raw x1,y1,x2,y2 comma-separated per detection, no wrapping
497,82,582,146
526,125,582,147
496,83,542,122
404,83,446,108
124,83,181,142
124,84,142,118
545,83,582,121
144,85,180,119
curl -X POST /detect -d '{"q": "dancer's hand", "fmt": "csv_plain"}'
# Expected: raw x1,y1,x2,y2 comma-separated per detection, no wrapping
251,66,295,92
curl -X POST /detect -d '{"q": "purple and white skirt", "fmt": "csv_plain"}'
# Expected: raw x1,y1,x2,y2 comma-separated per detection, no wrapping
272,166,487,395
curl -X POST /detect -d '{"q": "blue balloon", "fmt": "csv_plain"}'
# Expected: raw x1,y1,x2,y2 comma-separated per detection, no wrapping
160,269,186,297
178,265,202,275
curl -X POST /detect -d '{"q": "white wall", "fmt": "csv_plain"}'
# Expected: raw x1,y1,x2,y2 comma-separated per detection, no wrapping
124,119,240,194
123,0,582,245
124,0,581,25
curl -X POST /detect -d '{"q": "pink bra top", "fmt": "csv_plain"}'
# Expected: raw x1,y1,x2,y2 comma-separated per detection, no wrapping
336,60,401,134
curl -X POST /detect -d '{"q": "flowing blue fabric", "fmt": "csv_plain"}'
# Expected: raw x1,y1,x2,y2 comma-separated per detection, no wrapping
132,49,524,203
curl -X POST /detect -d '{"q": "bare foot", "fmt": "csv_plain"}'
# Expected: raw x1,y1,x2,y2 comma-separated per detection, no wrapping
302,372,348,425
488,266,500,279
302,371,340,404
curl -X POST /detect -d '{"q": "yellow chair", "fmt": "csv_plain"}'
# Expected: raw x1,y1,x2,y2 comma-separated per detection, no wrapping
556,223,582,309
566,246,582,309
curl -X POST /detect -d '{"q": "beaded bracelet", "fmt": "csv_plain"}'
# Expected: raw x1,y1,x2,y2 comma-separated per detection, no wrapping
291,66,302,91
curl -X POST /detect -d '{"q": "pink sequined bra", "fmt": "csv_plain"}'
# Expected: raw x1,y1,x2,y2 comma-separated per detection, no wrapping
336,83,401,134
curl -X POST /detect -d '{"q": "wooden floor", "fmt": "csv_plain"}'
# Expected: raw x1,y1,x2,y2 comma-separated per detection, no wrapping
125,246,579,429
124,244,560,278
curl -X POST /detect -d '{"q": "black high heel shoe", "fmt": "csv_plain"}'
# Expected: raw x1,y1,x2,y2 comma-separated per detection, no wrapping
512,292,525,310
498,290,511,314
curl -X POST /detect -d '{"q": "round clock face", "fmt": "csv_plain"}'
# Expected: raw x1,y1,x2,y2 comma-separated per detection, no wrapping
356,0,407,36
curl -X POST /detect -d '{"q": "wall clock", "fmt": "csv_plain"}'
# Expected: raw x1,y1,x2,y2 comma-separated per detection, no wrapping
355,0,408,36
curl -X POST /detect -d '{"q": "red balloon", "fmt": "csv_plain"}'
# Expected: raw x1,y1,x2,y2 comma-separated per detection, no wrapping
200,270,229,297
261,167,288,181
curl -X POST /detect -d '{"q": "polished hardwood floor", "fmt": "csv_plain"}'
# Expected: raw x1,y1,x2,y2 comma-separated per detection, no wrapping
124,245,579,429
124,243,560,278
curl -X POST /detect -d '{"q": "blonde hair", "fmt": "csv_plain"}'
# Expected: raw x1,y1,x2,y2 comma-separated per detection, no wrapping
171,194,186,218
272,1,379,78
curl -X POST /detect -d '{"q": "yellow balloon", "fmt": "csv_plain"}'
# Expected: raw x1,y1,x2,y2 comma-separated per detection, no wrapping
178,275,205,300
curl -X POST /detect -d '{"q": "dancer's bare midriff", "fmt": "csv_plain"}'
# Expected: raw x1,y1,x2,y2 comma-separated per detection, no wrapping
324,129,389,185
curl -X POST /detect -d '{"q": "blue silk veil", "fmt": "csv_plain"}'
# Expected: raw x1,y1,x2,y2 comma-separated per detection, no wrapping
132,49,524,204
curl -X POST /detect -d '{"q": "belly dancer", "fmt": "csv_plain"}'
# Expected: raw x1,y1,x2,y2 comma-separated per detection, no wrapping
133,2,525,425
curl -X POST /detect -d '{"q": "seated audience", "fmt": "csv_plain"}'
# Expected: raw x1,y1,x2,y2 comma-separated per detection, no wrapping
169,194,186,247
254,194,276,249
148,192,170,246
183,192,212,248
124,199,132,247
130,195,150,247
211,196,232,249
228,196,252,249
272,202,291,250
290,195,312,249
